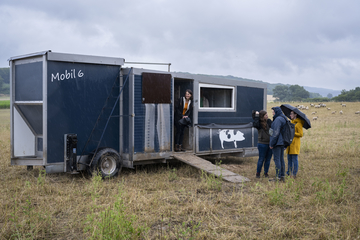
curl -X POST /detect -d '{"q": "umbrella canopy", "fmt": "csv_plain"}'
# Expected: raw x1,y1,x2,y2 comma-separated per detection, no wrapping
280,104,311,129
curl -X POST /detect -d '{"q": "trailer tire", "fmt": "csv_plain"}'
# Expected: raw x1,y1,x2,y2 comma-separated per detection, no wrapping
88,148,122,178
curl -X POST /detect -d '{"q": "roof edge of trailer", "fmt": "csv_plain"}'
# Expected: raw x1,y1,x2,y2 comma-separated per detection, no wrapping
7,50,51,62
8,50,125,66
47,52,125,66
122,67,267,89
171,71,268,89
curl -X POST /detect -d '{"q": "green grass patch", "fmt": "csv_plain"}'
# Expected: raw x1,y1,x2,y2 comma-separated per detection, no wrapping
0,100,10,109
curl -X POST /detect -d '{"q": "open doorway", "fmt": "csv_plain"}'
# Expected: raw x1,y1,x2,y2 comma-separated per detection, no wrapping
174,78,194,152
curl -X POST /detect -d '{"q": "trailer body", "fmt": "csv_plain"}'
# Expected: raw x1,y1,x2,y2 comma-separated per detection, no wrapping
9,51,267,175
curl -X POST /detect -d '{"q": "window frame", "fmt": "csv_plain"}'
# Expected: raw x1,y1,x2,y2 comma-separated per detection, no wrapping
198,83,236,111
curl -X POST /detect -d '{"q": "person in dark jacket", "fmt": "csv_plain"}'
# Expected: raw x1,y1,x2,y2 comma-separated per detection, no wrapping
253,110,273,178
269,106,287,181
174,89,193,152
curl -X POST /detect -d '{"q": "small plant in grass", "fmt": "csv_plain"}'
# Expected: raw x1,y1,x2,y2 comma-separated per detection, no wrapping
293,179,304,201
266,184,285,206
89,171,103,201
155,213,201,240
336,165,349,178
174,220,201,240
312,174,348,204
25,181,31,188
200,162,223,191
312,178,331,204
37,169,46,186
168,168,178,182
85,187,148,239
8,196,51,239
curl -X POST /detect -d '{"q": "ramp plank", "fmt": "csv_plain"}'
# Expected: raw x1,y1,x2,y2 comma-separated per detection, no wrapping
172,153,250,183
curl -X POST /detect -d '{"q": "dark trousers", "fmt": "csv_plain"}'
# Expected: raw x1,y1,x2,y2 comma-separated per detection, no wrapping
272,146,285,179
257,143,272,174
175,123,186,145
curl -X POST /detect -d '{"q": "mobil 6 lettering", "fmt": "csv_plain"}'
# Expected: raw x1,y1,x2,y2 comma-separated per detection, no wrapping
51,69,84,82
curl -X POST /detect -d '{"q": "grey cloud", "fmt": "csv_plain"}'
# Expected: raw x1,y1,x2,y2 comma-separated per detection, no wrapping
1,0,360,90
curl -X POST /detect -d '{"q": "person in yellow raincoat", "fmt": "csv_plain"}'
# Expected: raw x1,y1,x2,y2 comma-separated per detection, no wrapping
286,111,304,178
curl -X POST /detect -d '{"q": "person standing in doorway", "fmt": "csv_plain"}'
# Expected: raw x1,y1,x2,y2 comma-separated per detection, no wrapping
174,89,193,152
269,107,287,182
286,111,304,178
253,110,272,178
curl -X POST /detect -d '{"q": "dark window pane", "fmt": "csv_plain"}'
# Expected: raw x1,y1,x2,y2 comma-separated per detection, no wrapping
200,87,233,108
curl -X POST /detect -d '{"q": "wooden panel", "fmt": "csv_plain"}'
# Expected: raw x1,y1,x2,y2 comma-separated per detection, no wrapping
142,72,171,103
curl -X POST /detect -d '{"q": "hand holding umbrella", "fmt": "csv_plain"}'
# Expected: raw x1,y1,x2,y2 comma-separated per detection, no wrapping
280,104,311,129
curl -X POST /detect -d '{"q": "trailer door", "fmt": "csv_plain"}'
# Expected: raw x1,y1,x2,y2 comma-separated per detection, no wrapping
141,72,172,152
10,58,45,165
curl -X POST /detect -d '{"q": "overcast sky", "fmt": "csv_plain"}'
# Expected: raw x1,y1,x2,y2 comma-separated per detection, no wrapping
1,0,359,91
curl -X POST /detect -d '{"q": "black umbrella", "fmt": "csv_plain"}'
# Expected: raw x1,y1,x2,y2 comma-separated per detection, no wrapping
280,104,311,129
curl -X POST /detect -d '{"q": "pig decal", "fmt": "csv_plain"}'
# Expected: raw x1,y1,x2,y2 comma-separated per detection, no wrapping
218,129,245,149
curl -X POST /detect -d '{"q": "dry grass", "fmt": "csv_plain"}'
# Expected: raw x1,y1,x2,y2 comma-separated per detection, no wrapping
1,102,360,239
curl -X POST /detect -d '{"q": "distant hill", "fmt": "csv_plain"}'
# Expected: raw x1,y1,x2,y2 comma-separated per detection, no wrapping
302,86,341,98
174,72,341,97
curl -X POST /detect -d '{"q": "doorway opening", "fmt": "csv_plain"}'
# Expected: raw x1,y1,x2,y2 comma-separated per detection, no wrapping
174,78,194,152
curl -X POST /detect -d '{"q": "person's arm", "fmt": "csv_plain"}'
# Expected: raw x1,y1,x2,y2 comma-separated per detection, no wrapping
269,119,281,148
294,122,303,138
252,111,261,129
176,98,183,117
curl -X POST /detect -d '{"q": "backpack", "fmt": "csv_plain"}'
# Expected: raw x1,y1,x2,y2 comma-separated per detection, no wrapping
280,115,295,147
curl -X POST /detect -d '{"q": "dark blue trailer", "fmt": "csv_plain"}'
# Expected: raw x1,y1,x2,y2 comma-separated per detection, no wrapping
9,51,267,177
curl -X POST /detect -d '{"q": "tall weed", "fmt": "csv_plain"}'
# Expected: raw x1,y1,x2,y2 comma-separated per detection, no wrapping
85,187,148,239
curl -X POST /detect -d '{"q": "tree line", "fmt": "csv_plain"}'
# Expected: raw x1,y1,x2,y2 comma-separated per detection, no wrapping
273,84,360,102
332,87,360,102
273,84,310,101
0,67,10,94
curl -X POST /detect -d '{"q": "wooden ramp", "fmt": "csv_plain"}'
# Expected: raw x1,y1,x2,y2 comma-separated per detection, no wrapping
172,153,250,183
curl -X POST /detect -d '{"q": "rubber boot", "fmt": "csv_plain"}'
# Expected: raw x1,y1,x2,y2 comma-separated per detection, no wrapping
175,144,179,152
179,145,185,152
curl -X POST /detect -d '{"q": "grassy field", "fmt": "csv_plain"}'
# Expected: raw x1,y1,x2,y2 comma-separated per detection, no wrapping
0,102,360,239
0,100,10,109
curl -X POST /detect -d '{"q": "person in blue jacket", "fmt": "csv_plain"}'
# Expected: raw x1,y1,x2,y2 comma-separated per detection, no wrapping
269,106,287,181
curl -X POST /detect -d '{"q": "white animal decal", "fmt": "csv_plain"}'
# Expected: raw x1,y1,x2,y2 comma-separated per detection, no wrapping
218,129,245,149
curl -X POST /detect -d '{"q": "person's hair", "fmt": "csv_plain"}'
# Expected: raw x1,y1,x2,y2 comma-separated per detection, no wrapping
185,89,193,99
259,110,268,130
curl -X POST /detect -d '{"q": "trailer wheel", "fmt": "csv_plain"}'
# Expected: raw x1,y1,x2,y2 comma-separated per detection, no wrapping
89,148,122,178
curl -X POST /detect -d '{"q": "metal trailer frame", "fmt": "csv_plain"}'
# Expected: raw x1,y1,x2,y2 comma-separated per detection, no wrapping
8,51,267,176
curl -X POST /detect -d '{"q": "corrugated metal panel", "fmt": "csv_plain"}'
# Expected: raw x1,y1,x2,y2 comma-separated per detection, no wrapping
122,74,130,154
134,75,145,153
157,104,171,151
144,104,156,152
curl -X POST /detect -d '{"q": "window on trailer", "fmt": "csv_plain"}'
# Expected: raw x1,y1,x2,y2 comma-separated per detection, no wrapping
199,83,235,110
